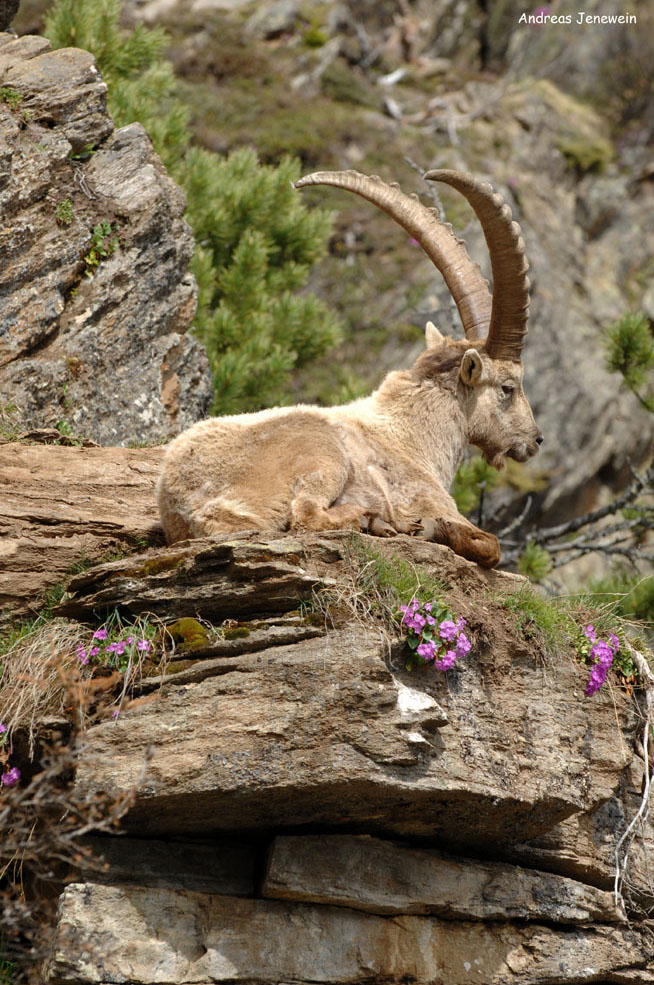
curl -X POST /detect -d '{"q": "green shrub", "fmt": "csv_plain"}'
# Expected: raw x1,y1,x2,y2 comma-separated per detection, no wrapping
44,0,342,414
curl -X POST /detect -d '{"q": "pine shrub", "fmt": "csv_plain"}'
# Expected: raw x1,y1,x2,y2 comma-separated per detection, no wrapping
45,0,342,413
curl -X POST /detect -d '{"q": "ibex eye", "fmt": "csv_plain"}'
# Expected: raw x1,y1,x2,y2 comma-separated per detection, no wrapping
502,384,514,397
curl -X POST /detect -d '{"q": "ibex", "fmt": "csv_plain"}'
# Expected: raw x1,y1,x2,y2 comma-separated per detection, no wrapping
157,169,542,567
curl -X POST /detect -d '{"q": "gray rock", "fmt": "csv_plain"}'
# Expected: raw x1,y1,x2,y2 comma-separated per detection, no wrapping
0,33,213,445
47,882,654,984
264,834,625,923
244,0,300,39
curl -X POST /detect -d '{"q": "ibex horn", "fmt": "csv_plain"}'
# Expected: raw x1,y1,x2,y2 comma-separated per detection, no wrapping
295,169,492,343
424,170,530,362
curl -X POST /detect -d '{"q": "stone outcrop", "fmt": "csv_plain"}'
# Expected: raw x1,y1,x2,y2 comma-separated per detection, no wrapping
21,524,648,983
0,444,650,981
0,441,163,623
0,32,212,444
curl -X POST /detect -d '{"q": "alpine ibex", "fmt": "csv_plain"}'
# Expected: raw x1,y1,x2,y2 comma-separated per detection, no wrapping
157,169,542,567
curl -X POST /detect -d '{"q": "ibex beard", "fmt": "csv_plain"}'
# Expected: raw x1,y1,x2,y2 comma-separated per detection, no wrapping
157,169,543,568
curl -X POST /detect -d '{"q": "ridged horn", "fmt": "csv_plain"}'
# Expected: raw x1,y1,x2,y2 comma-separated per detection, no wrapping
424,170,529,362
295,169,491,342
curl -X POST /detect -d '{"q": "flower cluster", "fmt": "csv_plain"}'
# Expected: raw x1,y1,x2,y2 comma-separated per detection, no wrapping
0,721,20,788
582,624,620,696
76,626,152,668
400,597,471,671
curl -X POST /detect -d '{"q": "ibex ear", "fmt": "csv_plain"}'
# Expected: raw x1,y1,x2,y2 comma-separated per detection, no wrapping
460,348,483,386
425,321,445,349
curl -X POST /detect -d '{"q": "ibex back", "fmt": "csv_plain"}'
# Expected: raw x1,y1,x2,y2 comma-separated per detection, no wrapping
157,169,542,567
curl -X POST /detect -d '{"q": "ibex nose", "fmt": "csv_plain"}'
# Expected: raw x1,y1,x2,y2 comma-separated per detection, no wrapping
536,434,544,446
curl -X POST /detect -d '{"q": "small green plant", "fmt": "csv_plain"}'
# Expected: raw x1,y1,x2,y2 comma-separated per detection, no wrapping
556,135,613,175
0,87,23,109
68,142,97,161
452,455,499,515
500,584,573,656
55,197,75,226
604,310,654,413
303,26,328,48
347,536,447,613
576,622,628,695
587,569,654,623
75,610,155,674
0,934,15,985
0,403,24,442
517,540,554,582
83,220,119,277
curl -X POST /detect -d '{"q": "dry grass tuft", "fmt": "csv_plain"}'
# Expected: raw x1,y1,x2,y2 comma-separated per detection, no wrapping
0,619,88,758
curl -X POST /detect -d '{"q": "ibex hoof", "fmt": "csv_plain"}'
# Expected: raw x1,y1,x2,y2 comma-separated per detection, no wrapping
367,516,398,538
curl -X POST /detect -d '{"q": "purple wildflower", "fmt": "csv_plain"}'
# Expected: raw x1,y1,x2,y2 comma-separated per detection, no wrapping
112,709,120,719
137,640,151,652
439,620,458,642
585,637,616,696
416,641,436,661
455,633,471,657
93,628,108,640
435,650,457,671
608,633,620,653
583,625,597,643
90,646,99,657
0,723,6,735
1,766,20,787
126,636,134,644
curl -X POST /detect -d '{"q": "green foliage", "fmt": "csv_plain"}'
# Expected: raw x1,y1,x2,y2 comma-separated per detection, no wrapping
345,536,447,615
0,87,23,109
44,0,342,414
44,0,169,88
83,221,119,277
517,541,553,582
586,568,654,624
604,310,654,412
55,197,75,226
500,584,572,656
0,404,23,442
0,937,14,985
181,147,341,412
556,135,613,175
452,455,499,515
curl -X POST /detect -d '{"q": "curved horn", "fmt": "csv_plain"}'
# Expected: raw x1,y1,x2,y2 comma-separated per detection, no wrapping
295,169,491,342
424,170,530,362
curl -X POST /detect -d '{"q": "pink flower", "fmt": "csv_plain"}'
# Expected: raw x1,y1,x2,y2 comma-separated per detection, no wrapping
93,628,108,640
137,640,151,652
416,641,436,660
439,620,457,642
1,766,20,787
0,723,6,735
583,625,597,643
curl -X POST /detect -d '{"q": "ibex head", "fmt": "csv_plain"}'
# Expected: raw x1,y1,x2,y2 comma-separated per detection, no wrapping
296,168,543,470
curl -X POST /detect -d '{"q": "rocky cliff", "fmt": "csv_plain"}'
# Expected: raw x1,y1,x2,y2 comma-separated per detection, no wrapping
43,522,654,982
0,32,212,444
0,443,652,982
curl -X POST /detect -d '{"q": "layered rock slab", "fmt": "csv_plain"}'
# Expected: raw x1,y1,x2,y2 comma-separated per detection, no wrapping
0,32,212,444
72,570,637,846
48,882,654,985
0,442,163,623
263,833,624,923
